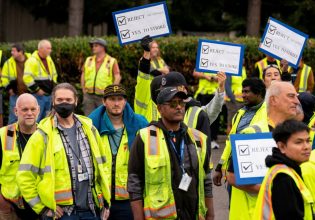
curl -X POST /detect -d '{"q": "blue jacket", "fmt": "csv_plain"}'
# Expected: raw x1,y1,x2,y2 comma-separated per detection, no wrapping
89,103,148,148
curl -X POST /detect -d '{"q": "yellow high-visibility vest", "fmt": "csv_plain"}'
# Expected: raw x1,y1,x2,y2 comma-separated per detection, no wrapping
254,58,280,79
0,123,24,208
1,53,31,88
84,54,116,95
225,67,247,102
139,125,208,219
16,115,110,214
194,73,218,98
253,164,313,220
23,51,58,92
102,128,130,200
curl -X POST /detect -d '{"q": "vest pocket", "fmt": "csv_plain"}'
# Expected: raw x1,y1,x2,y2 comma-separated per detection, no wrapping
146,156,167,184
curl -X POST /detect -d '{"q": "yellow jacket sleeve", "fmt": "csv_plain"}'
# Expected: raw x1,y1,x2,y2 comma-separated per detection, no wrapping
16,130,47,214
23,57,39,92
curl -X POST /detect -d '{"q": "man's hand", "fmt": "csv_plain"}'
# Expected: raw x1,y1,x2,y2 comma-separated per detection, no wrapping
36,89,45,96
212,170,223,186
101,208,110,220
280,59,289,72
217,71,226,93
0,193,13,214
140,35,153,52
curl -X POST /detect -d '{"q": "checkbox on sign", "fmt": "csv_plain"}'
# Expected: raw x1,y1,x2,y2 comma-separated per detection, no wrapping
200,58,209,67
241,162,253,173
117,16,127,26
202,45,209,54
238,145,250,156
264,37,272,47
268,25,277,35
120,30,130,39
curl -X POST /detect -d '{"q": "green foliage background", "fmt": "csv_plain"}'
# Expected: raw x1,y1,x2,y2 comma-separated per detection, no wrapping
1,35,315,109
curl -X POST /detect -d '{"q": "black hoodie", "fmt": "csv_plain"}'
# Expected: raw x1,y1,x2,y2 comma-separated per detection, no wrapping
265,147,304,220
128,119,212,220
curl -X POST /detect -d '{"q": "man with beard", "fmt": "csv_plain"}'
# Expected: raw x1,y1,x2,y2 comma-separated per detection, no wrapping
128,87,213,220
0,94,40,220
16,83,111,220
89,84,148,219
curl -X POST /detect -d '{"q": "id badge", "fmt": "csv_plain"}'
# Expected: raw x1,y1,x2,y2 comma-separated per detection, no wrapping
78,172,88,182
178,173,192,191
77,164,83,173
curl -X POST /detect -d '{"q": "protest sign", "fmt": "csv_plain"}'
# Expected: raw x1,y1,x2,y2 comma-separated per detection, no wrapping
195,39,245,76
259,17,309,68
230,132,277,185
112,2,171,45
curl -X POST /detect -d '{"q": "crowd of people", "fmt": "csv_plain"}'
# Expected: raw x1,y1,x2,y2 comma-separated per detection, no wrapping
0,35,314,220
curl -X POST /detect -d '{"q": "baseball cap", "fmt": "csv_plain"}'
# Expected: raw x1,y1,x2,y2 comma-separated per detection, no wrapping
150,75,163,105
156,86,188,104
150,72,188,105
103,84,127,98
161,71,188,87
89,38,107,48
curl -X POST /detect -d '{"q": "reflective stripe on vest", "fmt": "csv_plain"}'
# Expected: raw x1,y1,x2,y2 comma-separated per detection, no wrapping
115,186,129,198
148,126,159,155
28,195,41,208
299,65,311,92
55,190,73,202
5,124,16,151
144,205,177,219
184,106,202,128
18,164,51,174
250,125,262,133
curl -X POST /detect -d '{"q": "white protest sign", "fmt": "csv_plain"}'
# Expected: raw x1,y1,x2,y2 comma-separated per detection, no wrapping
231,133,276,185
195,39,245,76
259,17,309,68
112,2,171,45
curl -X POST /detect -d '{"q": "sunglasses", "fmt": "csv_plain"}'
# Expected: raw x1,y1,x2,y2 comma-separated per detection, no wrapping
163,100,186,108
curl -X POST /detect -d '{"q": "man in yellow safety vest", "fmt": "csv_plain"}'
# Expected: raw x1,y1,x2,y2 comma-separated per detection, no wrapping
0,93,40,220
16,83,111,220
81,38,121,116
89,84,148,219
128,86,213,220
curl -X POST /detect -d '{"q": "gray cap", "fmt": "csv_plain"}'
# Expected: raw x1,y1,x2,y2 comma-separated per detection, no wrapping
157,87,188,104
89,38,107,48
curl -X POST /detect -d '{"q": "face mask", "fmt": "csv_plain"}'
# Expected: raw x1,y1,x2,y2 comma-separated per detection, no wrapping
53,103,76,118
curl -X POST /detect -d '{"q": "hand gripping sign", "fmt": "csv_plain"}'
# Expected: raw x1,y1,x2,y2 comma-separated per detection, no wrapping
195,39,245,76
112,1,172,45
230,132,277,185
259,17,309,68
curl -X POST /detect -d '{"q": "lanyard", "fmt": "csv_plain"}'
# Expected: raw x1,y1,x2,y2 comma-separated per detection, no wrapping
169,138,185,173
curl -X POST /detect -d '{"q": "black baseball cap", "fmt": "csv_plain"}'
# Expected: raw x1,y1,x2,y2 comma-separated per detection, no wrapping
156,87,188,104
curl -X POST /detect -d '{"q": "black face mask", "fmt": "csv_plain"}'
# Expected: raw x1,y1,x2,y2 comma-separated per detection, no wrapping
53,103,76,118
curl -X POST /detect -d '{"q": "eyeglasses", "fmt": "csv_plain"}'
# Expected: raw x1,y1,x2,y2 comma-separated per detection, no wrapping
163,100,186,108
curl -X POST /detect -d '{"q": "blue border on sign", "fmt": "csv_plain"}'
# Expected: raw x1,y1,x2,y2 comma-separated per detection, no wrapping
230,132,273,185
112,1,172,46
259,17,309,69
195,39,245,76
